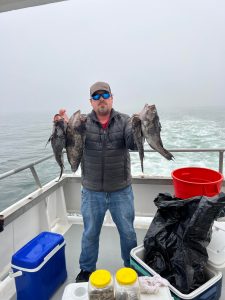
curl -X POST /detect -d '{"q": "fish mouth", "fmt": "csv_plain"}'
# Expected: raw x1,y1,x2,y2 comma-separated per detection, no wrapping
146,104,156,112
145,104,155,108
53,114,64,122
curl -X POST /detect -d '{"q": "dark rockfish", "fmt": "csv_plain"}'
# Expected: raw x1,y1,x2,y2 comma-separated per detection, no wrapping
131,114,145,172
140,104,174,160
47,114,67,180
66,110,87,172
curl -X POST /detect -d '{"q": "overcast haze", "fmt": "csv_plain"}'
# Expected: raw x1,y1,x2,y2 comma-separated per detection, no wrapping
0,0,225,116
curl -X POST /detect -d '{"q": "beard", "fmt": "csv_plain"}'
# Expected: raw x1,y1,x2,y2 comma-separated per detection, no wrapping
96,104,110,116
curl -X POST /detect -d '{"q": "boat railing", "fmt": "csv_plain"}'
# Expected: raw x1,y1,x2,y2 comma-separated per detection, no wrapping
0,148,224,189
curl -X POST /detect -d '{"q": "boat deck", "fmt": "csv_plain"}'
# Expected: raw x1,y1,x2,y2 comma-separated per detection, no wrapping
52,224,146,300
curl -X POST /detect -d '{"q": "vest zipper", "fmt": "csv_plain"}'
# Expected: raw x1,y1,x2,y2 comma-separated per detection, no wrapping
101,129,107,190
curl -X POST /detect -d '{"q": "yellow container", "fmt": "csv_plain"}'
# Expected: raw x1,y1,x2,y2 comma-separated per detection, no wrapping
88,269,114,300
115,268,140,300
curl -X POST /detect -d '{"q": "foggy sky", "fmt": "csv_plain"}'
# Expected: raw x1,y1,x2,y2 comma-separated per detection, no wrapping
0,0,225,116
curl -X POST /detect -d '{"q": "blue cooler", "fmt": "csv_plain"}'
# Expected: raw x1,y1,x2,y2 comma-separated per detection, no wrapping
10,231,67,300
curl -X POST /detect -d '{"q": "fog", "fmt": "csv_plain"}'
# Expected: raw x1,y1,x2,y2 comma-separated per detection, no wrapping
0,0,225,116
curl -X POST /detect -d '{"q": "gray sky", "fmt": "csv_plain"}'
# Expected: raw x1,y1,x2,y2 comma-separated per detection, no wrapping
0,0,225,116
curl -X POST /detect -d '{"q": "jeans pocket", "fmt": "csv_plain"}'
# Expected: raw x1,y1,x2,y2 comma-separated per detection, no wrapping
120,185,132,196
81,187,89,203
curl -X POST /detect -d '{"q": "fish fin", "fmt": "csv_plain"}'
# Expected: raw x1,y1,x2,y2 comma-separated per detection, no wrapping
159,121,162,131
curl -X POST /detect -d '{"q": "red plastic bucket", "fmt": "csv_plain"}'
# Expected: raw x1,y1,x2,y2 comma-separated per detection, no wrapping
171,167,224,199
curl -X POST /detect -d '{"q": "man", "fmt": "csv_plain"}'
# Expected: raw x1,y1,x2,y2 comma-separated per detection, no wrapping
75,81,138,282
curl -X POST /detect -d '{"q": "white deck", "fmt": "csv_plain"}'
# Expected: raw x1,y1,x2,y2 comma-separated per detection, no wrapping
53,224,147,300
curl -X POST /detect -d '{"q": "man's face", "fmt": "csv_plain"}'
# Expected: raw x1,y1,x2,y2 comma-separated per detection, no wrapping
90,90,113,116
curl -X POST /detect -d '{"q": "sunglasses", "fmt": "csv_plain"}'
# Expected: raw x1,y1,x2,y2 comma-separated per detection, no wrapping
91,92,111,101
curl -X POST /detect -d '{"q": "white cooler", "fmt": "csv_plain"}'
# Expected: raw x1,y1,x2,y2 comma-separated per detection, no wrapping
130,222,225,300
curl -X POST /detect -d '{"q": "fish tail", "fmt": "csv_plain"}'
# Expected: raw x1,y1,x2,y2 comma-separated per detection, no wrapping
45,136,51,148
57,165,64,181
139,149,144,173
164,149,174,160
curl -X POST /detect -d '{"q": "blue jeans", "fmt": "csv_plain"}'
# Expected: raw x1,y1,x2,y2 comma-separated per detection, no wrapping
79,185,137,272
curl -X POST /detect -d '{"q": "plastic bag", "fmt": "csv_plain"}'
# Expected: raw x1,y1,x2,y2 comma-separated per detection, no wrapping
144,192,225,294
139,275,169,294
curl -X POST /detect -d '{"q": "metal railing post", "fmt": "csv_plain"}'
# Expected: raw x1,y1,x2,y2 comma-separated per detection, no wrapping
30,166,42,188
219,151,224,174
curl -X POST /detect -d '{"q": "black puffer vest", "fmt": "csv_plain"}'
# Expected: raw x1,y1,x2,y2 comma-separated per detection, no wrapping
81,109,136,192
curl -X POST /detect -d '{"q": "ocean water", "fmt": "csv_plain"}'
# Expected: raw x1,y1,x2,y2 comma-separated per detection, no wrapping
0,107,225,212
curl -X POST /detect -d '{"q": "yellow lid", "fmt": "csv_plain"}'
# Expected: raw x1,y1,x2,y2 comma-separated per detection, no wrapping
116,268,137,285
90,270,111,288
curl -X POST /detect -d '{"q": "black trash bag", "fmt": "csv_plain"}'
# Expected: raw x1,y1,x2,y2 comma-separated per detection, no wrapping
144,192,225,294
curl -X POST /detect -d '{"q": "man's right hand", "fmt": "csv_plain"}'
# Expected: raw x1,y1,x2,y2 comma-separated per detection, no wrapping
53,109,69,122
59,108,69,122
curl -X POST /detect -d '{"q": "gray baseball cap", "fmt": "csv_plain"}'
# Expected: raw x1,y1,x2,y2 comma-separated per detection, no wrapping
90,81,111,96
